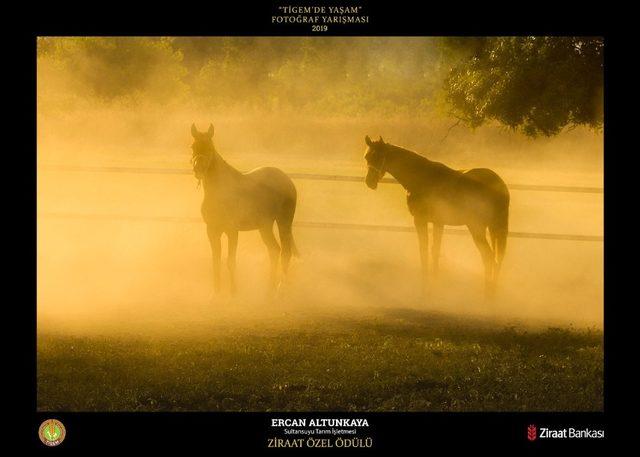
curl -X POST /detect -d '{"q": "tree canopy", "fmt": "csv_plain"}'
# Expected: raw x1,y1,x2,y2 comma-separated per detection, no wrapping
38,37,604,136
444,37,604,136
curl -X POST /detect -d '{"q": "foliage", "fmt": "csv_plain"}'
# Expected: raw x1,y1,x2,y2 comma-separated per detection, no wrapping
37,37,604,135
38,37,447,117
444,37,604,136
38,37,188,103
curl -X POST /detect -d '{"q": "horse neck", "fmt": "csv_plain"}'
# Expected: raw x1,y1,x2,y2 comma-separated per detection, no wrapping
202,149,242,195
383,144,435,192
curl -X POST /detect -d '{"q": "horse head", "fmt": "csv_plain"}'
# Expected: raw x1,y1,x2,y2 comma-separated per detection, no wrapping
364,135,387,189
191,123,215,180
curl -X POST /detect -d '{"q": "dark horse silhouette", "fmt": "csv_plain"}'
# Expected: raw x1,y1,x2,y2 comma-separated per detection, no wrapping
363,136,510,297
191,124,298,297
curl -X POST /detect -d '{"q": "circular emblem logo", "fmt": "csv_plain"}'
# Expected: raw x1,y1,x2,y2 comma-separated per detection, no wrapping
38,419,66,446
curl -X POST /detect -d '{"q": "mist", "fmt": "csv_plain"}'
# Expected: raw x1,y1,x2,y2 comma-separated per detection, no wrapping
37,37,603,339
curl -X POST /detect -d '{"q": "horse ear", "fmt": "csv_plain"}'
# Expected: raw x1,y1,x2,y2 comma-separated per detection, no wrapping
365,135,373,146
191,124,198,138
378,136,384,144
207,124,215,138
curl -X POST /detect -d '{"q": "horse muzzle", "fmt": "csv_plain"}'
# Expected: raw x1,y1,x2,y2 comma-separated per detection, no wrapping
192,155,209,180
365,167,381,189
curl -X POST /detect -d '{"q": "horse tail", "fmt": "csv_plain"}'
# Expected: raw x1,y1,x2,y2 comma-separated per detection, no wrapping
489,196,509,280
290,234,300,258
277,194,299,261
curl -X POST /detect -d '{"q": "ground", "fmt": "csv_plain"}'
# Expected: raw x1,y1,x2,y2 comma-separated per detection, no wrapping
38,306,603,412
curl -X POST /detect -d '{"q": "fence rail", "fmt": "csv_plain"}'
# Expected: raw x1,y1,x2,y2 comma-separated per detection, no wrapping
38,163,603,242
39,164,604,194
39,211,604,243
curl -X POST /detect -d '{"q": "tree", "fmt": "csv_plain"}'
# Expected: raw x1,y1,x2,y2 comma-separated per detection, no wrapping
443,37,604,136
38,37,187,103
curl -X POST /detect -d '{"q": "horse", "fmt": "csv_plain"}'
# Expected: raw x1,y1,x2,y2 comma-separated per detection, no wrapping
191,123,298,297
363,135,510,298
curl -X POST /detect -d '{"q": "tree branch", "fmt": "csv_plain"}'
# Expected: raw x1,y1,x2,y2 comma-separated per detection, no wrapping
440,118,462,143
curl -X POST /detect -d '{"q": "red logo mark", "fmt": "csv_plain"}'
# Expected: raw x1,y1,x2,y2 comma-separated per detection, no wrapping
527,424,537,441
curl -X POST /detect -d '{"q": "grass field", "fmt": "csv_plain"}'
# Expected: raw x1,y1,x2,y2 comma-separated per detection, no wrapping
38,307,603,412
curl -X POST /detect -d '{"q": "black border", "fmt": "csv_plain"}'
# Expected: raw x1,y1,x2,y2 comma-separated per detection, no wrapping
18,2,618,453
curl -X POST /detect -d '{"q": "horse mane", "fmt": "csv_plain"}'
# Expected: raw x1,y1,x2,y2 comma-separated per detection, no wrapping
384,143,431,165
386,143,457,172
379,142,460,194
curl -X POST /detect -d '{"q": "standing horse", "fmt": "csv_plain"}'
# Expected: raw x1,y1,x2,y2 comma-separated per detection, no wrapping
363,135,510,297
191,124,298,297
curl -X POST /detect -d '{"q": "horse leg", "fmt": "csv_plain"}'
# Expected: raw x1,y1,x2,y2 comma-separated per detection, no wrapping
207,225,222,296
226,230,238,296
414,215,429,299
259,224,281,295
432,223,443,277
469,225,496,299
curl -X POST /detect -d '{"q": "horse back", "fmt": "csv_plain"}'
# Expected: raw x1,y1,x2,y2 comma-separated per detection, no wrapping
243,166,297,198
461,168,510,201
407,166,509,225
